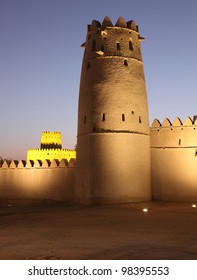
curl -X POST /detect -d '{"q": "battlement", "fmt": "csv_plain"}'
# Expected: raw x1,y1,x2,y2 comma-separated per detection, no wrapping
82,16,144,63
0,158,76,169
88,16,140,33
151,116,195,128
150,116,197,148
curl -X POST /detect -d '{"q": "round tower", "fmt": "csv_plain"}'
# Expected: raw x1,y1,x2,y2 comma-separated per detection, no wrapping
75,16,151,203
40,131,62,149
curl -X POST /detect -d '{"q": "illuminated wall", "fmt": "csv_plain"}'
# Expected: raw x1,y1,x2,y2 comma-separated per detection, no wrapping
151,116,197,201
0,159,76,201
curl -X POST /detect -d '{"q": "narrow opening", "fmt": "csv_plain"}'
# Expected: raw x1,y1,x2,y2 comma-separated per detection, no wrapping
84,116,86,124
129,39,133,51
86,62,90,69
124,59,128,66
91,40,96,51
178,139,181,145
102,113,105,121
116,42,120,50
122,114,125,122
131,111,134,115
139,116,142,123
101,45,104,52
93,127,96,132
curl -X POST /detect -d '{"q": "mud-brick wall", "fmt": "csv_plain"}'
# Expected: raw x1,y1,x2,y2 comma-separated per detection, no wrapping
151,117,197,202
0,159,75,201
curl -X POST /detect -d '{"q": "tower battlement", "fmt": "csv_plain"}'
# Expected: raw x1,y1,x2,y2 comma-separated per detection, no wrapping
87,16,139,32
82,16,144,64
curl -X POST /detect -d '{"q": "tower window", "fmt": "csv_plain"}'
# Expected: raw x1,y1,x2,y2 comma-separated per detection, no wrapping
129,39,133,51
86,62,90,69
124,59,128,66
102,113,105,121
139,116,142,123
84,116,86,124
91,40,96,51
116,42,120,50
131,111,134,115
122,114,125,122
101,45,104,52
178,139,181,145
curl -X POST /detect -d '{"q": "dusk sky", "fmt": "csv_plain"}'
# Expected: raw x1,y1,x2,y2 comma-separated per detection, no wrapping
1,0,197,160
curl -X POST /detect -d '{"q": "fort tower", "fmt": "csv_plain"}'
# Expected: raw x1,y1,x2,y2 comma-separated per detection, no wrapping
75,17,151,203
40,131,62,149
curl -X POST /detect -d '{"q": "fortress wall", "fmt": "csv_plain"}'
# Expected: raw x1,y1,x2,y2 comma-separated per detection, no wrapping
151,117,197,201
151,148,197,201
0,160,75,201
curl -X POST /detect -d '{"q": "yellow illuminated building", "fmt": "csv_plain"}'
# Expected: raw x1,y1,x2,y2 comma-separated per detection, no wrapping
27,131,76,162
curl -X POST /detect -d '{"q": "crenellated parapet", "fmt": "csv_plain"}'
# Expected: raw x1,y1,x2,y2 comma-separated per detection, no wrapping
88,16,139,32
82,16,144,64
150,116,197,148
0,158,76,169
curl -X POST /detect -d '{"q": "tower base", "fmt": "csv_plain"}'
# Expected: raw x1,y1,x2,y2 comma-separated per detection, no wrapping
75,133,151,204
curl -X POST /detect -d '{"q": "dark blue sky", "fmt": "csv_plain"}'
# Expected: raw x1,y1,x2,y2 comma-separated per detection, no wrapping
1,0,197,159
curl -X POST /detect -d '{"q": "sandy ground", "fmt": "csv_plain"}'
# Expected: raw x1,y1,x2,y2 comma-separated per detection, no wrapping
0,198,197,260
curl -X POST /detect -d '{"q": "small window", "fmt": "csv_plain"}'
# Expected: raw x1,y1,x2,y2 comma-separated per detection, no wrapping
122,114,125,122
92,40,96,51
131,111,134,115
178,139,181,145
129,39,133,51
116,42,120,50
101,45,104,52
86,62,90,69
124,60,128,66
102,113,105,121
139,116,142,123
84,116,86,124
93,127,96,132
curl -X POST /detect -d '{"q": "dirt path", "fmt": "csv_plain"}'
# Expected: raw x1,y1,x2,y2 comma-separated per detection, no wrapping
0,199,197,259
